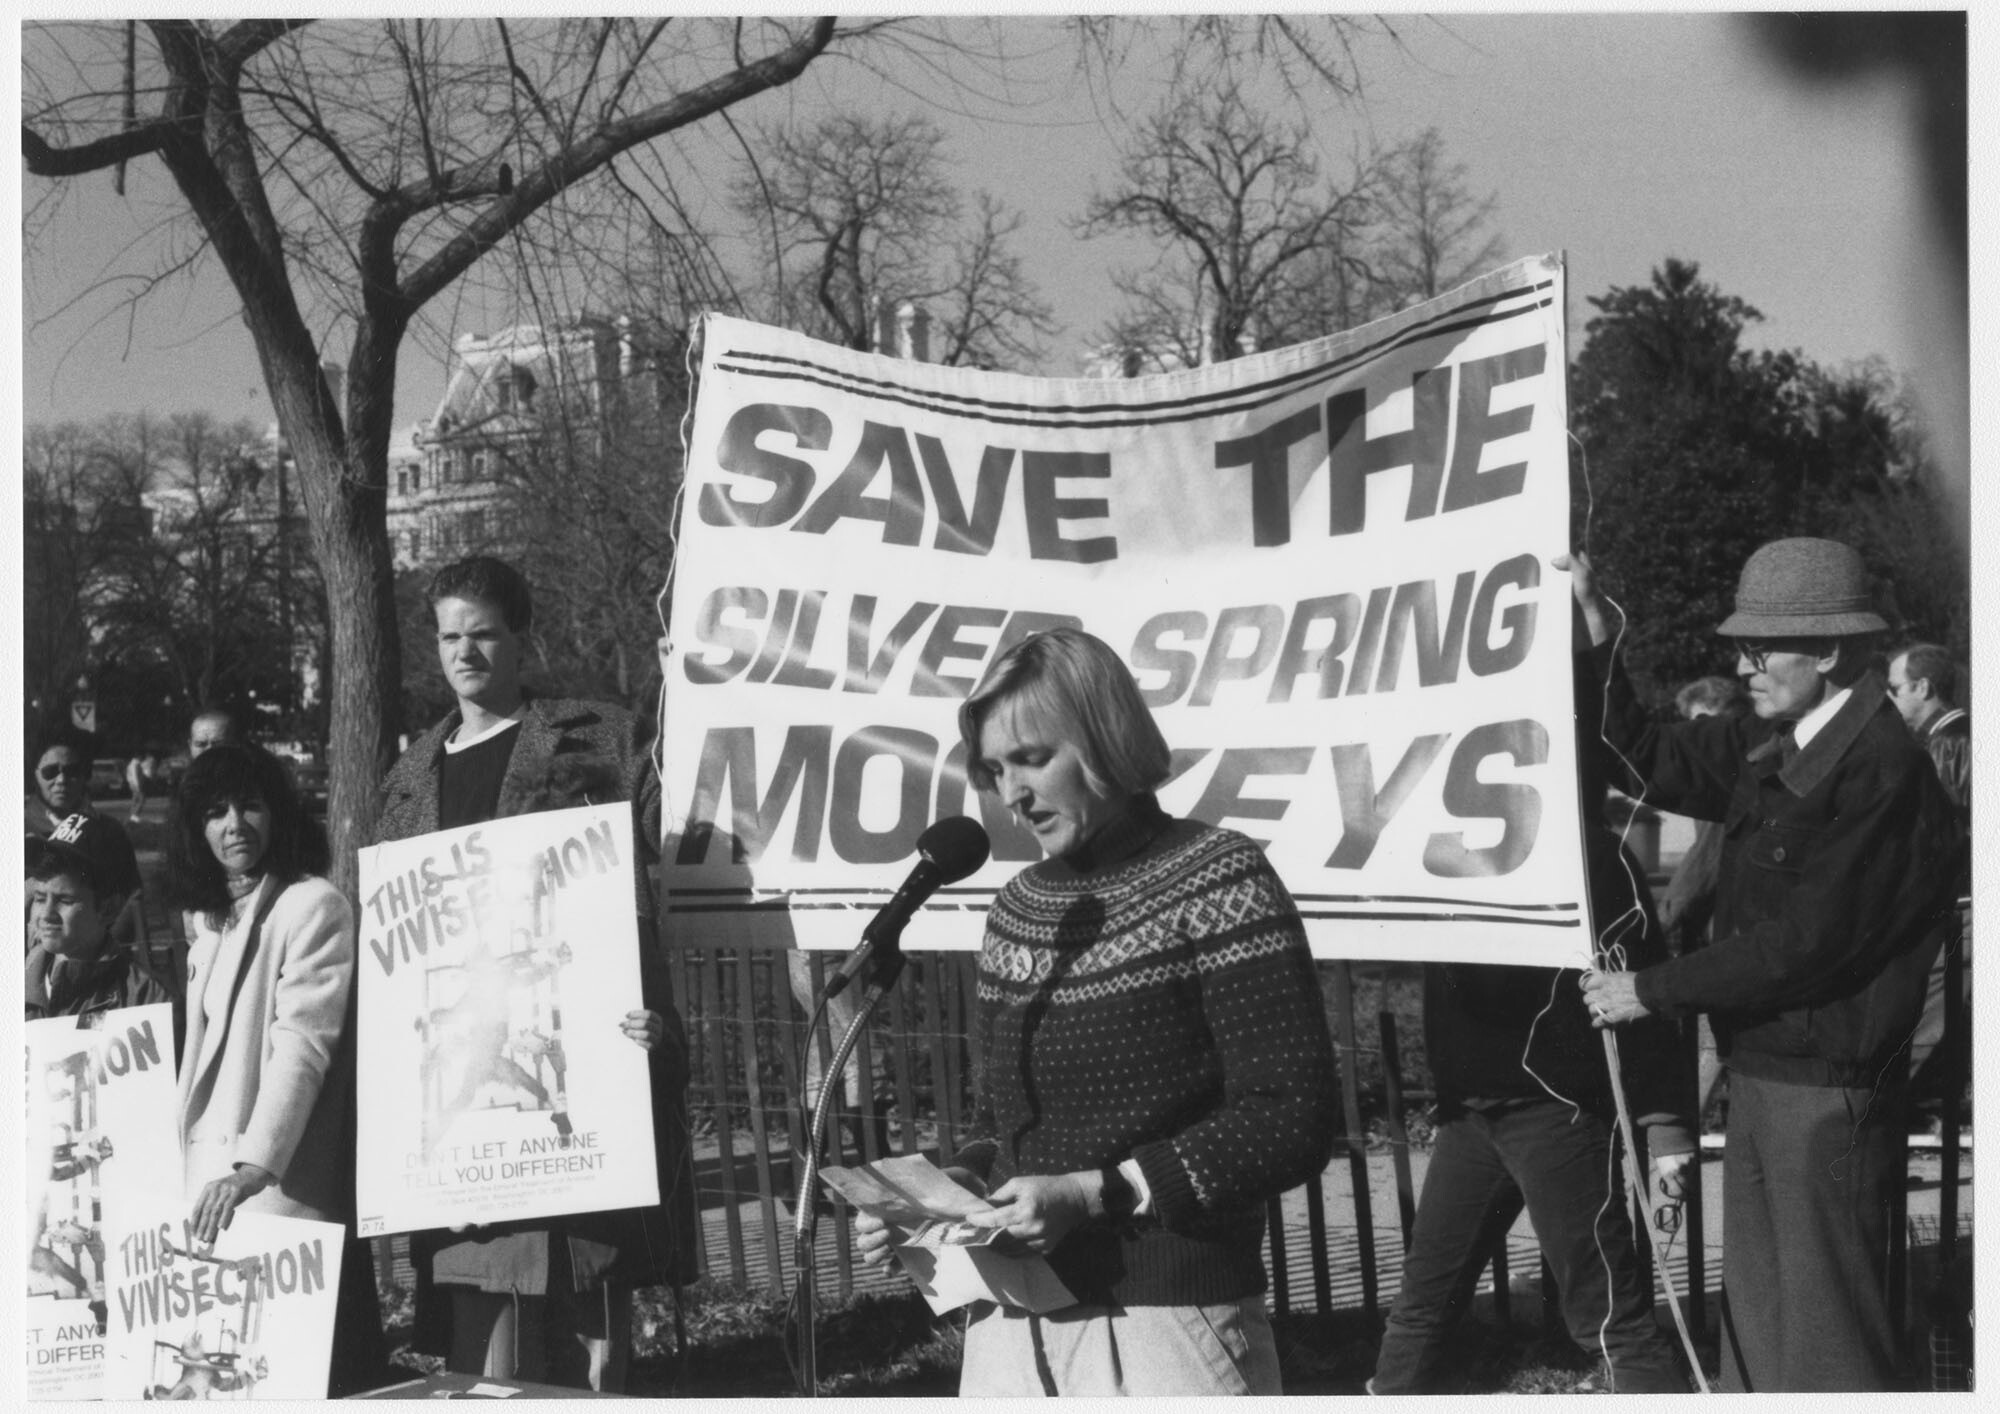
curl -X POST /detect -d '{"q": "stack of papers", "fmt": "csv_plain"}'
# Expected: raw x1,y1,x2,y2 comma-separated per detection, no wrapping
819,1154,1076,1315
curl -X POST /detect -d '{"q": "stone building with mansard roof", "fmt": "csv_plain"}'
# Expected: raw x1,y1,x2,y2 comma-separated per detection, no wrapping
386,315,674,570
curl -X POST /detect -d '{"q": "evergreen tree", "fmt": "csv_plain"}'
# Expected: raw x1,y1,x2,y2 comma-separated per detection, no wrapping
1569,258,1961,700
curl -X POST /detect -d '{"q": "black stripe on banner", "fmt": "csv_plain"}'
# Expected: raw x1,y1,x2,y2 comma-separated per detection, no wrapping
670,887,1568,912
712,292,1554,432
716,279,1549,420
1295,910,1583,928
670,901,993,916
669,885,998,900
1289,894,1578,914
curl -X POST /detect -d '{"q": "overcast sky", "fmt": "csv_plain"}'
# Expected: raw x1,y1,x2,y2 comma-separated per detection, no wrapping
13,12,1969,439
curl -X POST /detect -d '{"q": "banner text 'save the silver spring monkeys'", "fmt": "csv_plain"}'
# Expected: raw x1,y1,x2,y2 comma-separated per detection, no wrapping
663,255,1588,968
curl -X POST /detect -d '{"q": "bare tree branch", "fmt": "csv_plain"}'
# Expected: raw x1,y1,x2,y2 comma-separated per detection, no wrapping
395,16,838,311
215,18,315,71
23,117,174,175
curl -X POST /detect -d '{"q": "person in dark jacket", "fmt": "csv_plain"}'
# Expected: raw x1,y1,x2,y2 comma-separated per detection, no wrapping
1887,643,1969,812
1369,668,1694,1395
26,812,175,1023
374,555,697,1392
1575,539,1962,1392
1657,675,1750,1126
1887,643,1971,1095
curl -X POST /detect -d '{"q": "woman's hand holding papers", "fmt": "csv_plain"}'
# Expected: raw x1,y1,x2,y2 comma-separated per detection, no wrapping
962,1171,1100,1256
853,1165,988,1267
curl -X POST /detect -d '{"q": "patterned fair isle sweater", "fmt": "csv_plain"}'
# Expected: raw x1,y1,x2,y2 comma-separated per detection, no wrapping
957,794,1339,1308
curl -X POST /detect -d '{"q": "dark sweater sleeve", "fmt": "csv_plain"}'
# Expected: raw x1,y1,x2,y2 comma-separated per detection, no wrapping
1132,846,1339,1233
1582,643,1746,823
953,956,1000,1186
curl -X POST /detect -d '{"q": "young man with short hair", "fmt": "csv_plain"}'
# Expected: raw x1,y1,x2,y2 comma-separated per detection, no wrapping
374,555,695,1392
26,813,175,1022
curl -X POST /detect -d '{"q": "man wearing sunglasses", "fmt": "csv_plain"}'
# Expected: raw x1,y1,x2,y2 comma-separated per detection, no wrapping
26,726,141,884
1570,538,1961,1392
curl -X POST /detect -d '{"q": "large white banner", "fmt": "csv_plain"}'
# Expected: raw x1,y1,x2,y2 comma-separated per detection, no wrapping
24,1004,181,1401
663,256,1590,967
353,805,660,1235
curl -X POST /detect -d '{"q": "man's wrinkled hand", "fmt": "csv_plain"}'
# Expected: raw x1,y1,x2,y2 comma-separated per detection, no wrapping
1580,969,1650,1027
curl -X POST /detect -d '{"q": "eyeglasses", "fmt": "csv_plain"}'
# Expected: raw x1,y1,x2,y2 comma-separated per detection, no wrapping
1733,640,1775,672
1733,638,1826,673
1652,1201,1683,1237
38,763,89,781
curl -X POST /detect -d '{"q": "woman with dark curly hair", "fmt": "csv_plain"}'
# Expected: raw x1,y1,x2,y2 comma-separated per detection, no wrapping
168,743,356,1243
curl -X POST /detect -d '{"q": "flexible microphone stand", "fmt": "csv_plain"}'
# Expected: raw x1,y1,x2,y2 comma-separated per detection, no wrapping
788,951,905,1397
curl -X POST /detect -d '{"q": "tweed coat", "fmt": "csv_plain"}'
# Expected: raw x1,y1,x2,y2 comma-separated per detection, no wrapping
376,694,662,916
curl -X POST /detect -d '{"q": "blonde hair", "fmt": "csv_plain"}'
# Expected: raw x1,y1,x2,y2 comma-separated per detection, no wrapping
958,628,1171,796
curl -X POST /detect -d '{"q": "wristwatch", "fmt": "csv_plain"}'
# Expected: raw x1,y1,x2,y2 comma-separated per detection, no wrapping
1099,1162,1138,1223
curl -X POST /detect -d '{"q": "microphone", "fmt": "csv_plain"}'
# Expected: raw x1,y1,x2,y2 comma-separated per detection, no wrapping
823,816,990,997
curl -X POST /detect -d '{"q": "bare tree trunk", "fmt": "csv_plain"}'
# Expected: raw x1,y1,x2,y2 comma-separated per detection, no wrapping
27,14,851,895
258,347,402,900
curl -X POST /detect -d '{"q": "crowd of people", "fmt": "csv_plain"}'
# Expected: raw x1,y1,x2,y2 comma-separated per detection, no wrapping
27,557,697,1395
24,536,1969,1395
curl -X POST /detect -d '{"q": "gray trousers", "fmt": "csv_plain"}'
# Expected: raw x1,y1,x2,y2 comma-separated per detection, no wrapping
1718,1069,1907,1391
959,1297,1280,1396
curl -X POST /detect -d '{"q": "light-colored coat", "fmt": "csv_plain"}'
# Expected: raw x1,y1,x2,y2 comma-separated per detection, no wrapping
179,873,356,1222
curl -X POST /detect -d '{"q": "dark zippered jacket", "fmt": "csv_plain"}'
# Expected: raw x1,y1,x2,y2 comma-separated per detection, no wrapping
25,942,175,1022
1584,644,1962,1088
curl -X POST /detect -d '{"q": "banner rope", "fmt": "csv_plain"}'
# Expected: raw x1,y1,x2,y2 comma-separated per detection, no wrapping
1561,427,1712,1393
653,314,702,834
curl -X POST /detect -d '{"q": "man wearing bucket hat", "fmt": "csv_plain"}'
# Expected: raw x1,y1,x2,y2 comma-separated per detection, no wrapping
1568,538,1962,1391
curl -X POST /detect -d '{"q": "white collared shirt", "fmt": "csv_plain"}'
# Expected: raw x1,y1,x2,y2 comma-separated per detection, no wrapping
1792,684,1853,751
